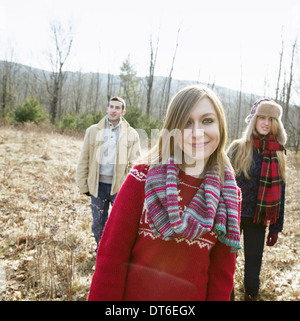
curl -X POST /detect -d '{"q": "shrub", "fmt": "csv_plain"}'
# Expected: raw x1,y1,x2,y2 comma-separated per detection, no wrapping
60,107,162,136
15,96,48,123
60,110,103,131
0,106,15,125
124,107,163,136
124,107,142,129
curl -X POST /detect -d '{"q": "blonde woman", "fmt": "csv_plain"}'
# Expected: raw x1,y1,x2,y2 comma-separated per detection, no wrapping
88,85,241,301
227,98,287,301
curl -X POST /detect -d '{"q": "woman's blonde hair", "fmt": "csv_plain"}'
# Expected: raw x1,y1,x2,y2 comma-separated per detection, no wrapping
143,85,232,182
227,117,286,180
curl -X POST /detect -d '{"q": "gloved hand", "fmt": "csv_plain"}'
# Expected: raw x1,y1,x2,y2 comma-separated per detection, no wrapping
84,191,91,197
266,231,278,246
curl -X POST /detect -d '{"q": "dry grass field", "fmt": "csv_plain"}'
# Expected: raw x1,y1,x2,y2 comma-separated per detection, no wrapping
0,123,299,301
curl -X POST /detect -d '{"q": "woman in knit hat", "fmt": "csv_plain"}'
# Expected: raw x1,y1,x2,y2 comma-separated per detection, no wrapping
227,98,287,301
88,85,241,301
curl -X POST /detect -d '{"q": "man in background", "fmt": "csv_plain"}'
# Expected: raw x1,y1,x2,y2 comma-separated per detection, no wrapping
76,96,141,250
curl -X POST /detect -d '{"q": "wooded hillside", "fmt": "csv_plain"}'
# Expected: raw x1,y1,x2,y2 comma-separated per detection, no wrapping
1,58,300,150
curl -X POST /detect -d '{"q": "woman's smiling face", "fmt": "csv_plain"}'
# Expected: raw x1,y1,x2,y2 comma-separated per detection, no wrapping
178,97,220,166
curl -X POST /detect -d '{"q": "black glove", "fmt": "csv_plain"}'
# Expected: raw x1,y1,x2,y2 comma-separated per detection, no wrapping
84,192,91,197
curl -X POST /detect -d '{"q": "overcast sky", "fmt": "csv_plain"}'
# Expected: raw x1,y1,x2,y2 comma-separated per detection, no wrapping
1,0,299,100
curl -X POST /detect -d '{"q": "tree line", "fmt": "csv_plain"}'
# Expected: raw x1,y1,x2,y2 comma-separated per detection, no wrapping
0,20,299,150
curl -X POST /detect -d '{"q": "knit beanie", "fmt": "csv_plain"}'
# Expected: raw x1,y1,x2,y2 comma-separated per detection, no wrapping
245,98,287,145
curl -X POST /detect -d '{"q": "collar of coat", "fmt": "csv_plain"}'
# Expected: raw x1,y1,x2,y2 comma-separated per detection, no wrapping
96,115,130,131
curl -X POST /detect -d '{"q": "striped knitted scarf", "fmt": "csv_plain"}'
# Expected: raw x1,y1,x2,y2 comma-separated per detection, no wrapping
253,134,285,225
144,156,241,252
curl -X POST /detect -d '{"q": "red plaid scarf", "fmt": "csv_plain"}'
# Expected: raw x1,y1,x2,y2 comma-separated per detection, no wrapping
253,134,285,225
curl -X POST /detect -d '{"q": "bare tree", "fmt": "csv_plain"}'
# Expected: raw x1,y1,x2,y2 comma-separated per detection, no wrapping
106,73,114,106
275,30,284,102
284,35,298,126
160,26,181,118
45,20,73,123
0,61,10,112
85,72,101,113
0,49,20,113
235,65,243,139
93,72,101,112
281,71,287,104
146,33,160,115
71,70,83,114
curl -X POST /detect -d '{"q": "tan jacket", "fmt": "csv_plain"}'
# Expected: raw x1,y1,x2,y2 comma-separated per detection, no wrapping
76,116,141,197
